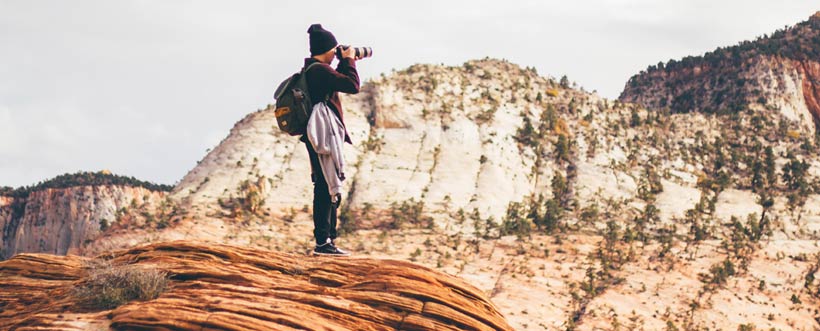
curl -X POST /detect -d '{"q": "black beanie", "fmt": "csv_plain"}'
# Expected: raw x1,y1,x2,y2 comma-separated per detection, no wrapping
308,24,338,56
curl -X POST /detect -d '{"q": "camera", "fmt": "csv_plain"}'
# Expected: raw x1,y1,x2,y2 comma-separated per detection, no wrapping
335,45,373,60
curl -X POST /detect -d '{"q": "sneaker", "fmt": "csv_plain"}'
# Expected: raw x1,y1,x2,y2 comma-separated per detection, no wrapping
331,242,350,256
330,238,350,255
313,240,350,256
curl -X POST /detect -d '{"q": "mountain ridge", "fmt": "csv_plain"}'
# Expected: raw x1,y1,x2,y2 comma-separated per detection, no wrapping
620,12,820,132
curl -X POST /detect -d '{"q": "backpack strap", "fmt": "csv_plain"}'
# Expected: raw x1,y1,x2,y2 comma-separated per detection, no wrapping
302,62,331,102
302,61,323,73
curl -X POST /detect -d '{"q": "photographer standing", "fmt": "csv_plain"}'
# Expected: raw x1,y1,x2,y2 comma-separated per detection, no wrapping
301,24,359,256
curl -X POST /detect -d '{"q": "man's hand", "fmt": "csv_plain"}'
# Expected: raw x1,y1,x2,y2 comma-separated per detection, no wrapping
341,46,356,60
333,193,342,207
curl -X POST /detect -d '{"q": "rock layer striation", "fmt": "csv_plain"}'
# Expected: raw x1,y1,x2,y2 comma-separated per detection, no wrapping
0,240,513,331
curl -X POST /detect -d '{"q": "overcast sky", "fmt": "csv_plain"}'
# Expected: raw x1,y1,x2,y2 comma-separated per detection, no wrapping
1,1,818,188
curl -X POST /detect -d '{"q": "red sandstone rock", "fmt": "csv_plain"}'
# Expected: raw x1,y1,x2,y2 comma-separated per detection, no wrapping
798,60,820,129
0,240,513,331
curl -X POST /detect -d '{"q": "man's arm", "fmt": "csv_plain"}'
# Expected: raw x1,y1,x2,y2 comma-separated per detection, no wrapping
318,58,359,94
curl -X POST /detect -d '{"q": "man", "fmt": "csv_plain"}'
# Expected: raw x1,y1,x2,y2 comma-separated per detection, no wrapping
302,24,358,256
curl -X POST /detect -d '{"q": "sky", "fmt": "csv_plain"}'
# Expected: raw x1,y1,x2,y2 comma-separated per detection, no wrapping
1,1,818,188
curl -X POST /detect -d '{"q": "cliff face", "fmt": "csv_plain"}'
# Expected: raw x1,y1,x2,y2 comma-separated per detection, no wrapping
0,185,166,259
797,59,820,128
169,55,820,236
172,59,588,224
0,240,513,331
620,13,820,133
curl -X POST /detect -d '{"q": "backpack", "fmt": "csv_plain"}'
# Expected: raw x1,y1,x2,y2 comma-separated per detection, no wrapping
273,62,324,136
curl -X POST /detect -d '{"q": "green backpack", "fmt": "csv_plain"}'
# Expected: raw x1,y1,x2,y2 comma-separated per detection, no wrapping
273,62,323,136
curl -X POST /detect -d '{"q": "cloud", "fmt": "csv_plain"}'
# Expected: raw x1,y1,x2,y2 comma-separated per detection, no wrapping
0,1,817,187
0,106,21,155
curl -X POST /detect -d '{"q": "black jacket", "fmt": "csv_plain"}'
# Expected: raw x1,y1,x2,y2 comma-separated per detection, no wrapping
301,57,359,144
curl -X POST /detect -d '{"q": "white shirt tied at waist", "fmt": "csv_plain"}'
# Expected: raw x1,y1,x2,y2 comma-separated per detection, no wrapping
306,101,346,203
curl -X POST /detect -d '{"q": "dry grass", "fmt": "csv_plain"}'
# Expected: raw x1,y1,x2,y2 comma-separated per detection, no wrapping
72,259,169,310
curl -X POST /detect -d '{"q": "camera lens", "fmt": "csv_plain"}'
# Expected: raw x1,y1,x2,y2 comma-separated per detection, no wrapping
335,45,373,60
355,47,373,59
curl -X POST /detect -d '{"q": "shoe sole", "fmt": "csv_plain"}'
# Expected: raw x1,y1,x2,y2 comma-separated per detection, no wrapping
311,251,351,257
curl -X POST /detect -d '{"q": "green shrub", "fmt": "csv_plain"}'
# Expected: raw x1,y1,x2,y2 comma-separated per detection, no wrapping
500,202,532,239
409,248,422,261
539,199,563,233
220,178,266,219
363,132,385,153
388,198,433,229
699,259,736,288
559,75,570,88
737,323,757,331
474,107,497,125
637,166,664,201
630,108,641,127
513,114,537,148
554,134,569,164
579,203,599,225
635,203,660,243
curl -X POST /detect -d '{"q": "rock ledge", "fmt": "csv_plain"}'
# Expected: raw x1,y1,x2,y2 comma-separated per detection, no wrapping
0,240,513,331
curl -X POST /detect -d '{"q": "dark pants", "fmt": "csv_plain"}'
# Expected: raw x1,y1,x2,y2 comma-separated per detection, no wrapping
304,140,337,245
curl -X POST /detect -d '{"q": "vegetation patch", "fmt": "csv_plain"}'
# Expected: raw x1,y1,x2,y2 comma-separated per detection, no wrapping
219,176,267,221
387,198,433,230
72,259,169,310
0,170,173,198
